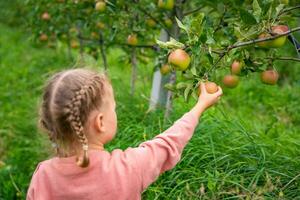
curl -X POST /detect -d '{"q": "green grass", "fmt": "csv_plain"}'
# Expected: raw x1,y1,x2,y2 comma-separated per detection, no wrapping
1,23,300,199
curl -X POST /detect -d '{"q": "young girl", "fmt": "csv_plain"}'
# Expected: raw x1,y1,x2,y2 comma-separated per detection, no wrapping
27,68,222,200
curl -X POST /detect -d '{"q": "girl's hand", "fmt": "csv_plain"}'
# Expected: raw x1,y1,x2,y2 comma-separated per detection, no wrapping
198,82,223,109
190,82,223,119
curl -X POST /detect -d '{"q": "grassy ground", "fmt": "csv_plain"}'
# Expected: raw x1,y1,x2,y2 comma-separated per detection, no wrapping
0,23,300,199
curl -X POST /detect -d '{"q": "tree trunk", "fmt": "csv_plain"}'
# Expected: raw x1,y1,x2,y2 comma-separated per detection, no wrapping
99,31,108,71
66,31,73,61
163,0,183,121
130,47,137,96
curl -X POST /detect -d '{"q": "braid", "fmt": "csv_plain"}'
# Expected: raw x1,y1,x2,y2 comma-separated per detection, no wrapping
39,69,109,168
65,77,103,167
66,86,89,167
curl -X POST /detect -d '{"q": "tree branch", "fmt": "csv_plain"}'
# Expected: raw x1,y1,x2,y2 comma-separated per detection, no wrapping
228,26,300,51
183,6,202,16
265,57,300,62
278,5,300,17
135,4,173,37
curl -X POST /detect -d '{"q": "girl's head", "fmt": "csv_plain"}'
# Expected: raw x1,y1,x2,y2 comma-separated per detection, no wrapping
39,68,117,167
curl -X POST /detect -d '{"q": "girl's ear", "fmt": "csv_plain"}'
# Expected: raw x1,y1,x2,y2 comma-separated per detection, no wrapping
94,113,105,133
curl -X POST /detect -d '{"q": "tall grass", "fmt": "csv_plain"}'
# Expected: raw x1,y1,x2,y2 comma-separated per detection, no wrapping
0,23,300,199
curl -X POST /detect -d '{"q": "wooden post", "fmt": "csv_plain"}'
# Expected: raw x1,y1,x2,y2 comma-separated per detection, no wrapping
149,29,170,110
130,47,137,96
99,31,108,71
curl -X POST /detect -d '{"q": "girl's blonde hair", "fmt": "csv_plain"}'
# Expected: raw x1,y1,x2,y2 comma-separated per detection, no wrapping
39,68,110,168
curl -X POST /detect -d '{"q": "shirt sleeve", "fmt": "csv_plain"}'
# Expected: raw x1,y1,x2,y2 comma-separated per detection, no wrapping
26,163,42,200
130,111,199,191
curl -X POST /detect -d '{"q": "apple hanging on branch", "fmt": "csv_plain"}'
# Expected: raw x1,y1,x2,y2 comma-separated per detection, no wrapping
261,70,279,85
258,25,289,48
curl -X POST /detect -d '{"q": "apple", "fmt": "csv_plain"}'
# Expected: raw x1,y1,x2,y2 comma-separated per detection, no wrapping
164,18,173,28
91,32,99,39
127,34,138,46
95,1,106,12
258,33,272,48
160,64,172,75
70,40,79,49
96,22,105,30
39,34,48,42
223,75,239,88
168,49,191,71
41,12,51,21
199,81,219,94
258,25,288,48
270,25,288,48
231,60,243,75
280,0,289,5
146,19,156,28
261,70,279,85
158,0,174,10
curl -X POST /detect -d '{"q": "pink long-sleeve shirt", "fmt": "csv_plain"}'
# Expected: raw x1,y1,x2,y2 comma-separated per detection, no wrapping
27,111,199,200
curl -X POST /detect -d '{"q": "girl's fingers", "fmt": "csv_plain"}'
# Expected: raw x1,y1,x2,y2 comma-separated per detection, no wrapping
200,82,206,93
216,86,223,96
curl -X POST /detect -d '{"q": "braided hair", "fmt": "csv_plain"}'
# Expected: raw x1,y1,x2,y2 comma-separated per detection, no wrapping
39,68,109,167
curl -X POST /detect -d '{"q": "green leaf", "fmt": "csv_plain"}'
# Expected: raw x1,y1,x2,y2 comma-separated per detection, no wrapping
191,90,199,101
156,37,185,49
164,83,175,91
176,82,187,90
252,0,262,22
240,9,257,25
275,4,285,17
206,28,215,45
175,17,188,33
183,84,193,102
190,13,205,36
190,66,197,76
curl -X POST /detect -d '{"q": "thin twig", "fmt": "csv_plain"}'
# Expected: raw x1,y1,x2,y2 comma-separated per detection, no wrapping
135,4,173,37
265,57,300,62
213,6,227,34
278,5,300,17
183,6,202,16
205,53,226,76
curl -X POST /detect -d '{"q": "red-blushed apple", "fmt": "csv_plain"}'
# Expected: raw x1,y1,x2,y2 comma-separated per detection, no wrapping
39,34,48,42
41,12,51,21
231,60,243,75
198,81,219,94
70,40,79,49
258,25,288,48
168,49,191,71
223,75,239,88
261,70,279,85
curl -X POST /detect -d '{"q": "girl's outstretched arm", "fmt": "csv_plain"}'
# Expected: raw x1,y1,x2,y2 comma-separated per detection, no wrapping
127,82,223,191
